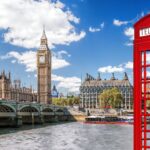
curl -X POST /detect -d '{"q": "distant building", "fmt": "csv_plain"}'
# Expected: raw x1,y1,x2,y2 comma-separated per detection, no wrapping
0,71,37,102
80,72,133,109
51,85,59,98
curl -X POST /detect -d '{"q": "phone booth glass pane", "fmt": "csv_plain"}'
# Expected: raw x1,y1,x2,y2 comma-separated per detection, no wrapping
140,50,150,149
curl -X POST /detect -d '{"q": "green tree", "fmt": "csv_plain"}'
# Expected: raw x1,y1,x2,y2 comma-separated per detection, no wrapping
51,96,80,106
73,97,80,105
99,87,123,109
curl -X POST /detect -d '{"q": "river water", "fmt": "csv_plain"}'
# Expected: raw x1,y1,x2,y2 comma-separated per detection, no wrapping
0,122,133,150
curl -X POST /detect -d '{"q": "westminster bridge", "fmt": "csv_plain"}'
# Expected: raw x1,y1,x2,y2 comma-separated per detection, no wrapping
0,100,85,126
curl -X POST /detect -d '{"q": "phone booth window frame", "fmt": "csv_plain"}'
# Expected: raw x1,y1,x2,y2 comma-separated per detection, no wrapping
134,14,150,150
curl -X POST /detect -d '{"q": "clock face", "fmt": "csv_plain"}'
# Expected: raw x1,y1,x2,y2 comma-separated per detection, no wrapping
39,55,45,63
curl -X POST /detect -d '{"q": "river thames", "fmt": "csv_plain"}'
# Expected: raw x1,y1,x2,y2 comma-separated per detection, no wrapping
0,122,133,150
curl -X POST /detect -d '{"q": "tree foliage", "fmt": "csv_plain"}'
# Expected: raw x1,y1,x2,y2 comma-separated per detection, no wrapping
51,96,80,106
99,87,123,108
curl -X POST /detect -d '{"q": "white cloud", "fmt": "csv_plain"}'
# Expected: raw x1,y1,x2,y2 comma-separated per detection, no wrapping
53,50,71,58
0,0,86,48
125,61,133,69
11,60,16,64
146,53,150,64
100,22,105,29
55,0,65,9
124,27,134,40
113,19,128,26
147,71,150,77
98,61,134,73
0,50,71,72
89,22,104,33
124,27,134,46
27,75,31,78
1,51,36,72
34,74,37,78
52,55,70,70
125,42,133,46
52,74,81,93
89,27,101,32
142,71,150,79
98,65,124,73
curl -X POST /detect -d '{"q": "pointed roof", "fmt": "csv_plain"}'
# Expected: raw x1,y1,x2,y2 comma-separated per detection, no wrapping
39,27,49,51
85,73,89,81
8,71,11,79
41,28,47,40
52,85,57,91
123,72,128,80
81,72,132,87
110,73,115,80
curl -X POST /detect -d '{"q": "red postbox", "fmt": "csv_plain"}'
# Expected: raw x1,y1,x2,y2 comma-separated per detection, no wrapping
134,14,150,150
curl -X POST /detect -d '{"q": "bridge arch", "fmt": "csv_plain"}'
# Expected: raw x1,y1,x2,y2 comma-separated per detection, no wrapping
0,104,16,113
19,105,39,113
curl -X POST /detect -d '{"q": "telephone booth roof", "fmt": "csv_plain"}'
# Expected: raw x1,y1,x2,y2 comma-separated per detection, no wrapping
134,14,150,27
134,14,150,51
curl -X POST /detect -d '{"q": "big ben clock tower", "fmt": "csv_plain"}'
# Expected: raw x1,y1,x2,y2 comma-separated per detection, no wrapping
37,29,51,104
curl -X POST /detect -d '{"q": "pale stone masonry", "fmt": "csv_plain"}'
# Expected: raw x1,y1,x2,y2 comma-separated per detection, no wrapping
0,71,37,102
80,72,133,110
0,30,52,103
37,29,51,104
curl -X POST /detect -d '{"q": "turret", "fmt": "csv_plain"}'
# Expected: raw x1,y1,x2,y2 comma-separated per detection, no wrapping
110,73,116,80
53,85,57,91
8,71,11,80
85,73,89,81
85,73,96,81
97,72,101,80
123,72,128,80
2,70,5,78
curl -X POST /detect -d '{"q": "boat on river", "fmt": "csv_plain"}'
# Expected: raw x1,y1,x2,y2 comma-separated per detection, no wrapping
85,115,134,125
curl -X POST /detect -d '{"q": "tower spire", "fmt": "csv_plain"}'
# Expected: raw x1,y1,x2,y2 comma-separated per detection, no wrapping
39,27,49,51
41,26,47,40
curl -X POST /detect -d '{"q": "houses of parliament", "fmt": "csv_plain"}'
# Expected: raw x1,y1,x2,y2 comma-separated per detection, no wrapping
0,30,51,104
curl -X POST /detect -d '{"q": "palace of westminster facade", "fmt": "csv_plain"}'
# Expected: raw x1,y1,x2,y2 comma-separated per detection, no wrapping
0,30,51,104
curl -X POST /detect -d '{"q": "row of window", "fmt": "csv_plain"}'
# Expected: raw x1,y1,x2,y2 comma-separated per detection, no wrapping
80,89,133,93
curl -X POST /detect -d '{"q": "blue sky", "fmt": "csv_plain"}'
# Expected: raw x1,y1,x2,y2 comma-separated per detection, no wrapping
0,0,149,94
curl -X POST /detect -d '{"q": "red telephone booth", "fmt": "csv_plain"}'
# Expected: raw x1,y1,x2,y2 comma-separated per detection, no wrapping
134,14,150,150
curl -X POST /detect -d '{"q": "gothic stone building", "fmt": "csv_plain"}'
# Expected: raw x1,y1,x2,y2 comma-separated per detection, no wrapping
37,29,51,104
0,30,51,103
0,71,37,102
80,72,133,110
